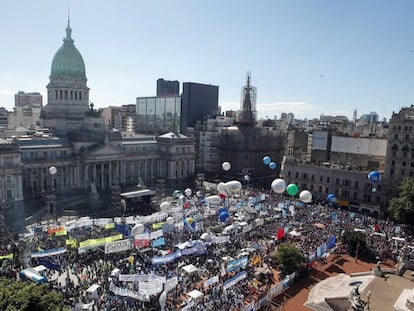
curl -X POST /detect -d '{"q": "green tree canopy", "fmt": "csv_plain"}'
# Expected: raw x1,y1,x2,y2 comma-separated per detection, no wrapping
388,177,414,225
0,277,63,311
272,243,306,275
341,230,366,257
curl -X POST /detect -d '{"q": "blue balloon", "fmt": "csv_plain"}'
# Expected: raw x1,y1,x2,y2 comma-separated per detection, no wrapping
368,171,381,182
327,194,337,203
263,156,271,165
219,211,230,222
217,208,228,215
269,162,276,170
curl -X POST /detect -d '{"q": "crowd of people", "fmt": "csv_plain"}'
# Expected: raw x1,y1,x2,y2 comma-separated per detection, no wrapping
0,186,412,311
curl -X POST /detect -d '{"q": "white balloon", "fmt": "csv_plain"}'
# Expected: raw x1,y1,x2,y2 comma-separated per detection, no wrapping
299,190,313,203
225,180,242,192
196,191,202,197
166,217,174,225
49,166,57,175
222,161,231,171
217,182,228,195
271,178,286,194
131,223,144,236
205,195,222,204
184,188,192,196
160,201,170,211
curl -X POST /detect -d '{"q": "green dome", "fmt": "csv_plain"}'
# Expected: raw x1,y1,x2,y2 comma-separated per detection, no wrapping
50,22,86,80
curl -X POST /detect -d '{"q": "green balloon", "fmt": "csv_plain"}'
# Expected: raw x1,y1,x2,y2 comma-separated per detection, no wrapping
286,184,298,196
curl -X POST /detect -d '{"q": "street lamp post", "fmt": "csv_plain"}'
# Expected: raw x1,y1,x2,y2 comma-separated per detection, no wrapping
47,167,57,222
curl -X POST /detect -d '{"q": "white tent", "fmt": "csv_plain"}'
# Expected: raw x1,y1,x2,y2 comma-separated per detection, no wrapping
187,289,204,299
181,264,199,274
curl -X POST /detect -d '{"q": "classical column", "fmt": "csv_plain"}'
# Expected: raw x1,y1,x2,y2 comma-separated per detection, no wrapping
93,164,97,183
109,162,112,186
40,168,44,192
100,163,105,189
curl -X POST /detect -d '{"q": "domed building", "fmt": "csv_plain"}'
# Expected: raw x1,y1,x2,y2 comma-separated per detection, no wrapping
40,20,103,136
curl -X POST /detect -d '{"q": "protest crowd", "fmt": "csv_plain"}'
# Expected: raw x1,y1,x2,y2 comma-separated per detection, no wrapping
0,184,412,311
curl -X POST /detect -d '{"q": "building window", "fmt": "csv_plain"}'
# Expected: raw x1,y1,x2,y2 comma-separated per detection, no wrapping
75,91,77,100
311,174,315,181
354,181,359,188
401,170,405,176
310,184,314,191
295,172,299,178
353,192,358,200
55,90,58,100
288,171,291,177
79,92,82,100
335,178,340,185
319,186,323,193
64,90,68,99
325,187,329,194
319,176,323,182
403,161,407,167
327,177,330,183
60,90,63,99
392,160,396,166
394,134,398,139
70,91,73,100
391,169,394,175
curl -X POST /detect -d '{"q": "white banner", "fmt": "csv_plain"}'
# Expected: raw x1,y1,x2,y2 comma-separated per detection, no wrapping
150,229,163,240
109,283,150,302
211,235,230,244
105,239,132,254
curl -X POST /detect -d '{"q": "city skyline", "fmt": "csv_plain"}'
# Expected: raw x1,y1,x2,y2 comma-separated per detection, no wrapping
1,0,414,121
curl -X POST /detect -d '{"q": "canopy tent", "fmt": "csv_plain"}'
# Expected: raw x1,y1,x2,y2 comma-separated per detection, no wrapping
181,264,199,274
187,289,204,300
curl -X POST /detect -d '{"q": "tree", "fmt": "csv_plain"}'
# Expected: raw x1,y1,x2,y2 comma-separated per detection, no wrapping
273,243,306,275
0,277,63,311
341,230,366,258
388,177,414,225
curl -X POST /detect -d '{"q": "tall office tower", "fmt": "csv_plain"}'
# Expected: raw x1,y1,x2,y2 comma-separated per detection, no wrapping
181,82,219,133
156,78,179,97
236,72,257,126
384,105,414,197
15,91,43,108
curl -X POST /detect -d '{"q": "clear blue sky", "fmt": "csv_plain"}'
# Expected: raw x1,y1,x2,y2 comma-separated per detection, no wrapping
1,0,414,120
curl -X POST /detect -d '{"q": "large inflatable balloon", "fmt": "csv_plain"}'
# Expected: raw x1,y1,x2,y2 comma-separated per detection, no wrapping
131,223,144,236
368,171,381,182
286,183,299,196
160,201,170,211
217,182,228,195
184,188,192,196
166,217,174,225
222,161,231,171
327,193,337,203
196,191,202,197
219,211,230,222
263,156,271,165
225,180,242,192
269,162,277,170
271,179,286,194
205,195,222,204
172,190,182,197
299,190,312,203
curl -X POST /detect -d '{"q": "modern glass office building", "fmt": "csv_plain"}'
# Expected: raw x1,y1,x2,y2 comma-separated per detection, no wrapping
136,96,181,134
